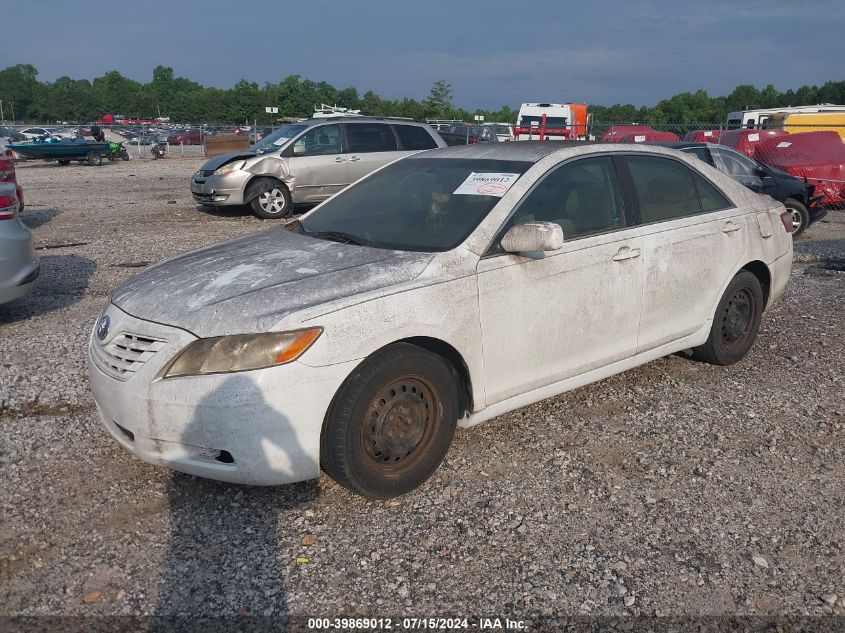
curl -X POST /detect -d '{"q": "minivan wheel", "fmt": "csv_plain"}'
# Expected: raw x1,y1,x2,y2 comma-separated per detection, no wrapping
321,343,459,499
784,199,809,238
692,270,764,366
247,178,291,219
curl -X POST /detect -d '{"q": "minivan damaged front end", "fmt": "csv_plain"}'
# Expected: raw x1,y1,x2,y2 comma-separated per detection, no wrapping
191,153,294,207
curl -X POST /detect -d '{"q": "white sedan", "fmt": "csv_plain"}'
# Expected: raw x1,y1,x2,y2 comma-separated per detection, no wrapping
19,127,76,140
88,143,793,498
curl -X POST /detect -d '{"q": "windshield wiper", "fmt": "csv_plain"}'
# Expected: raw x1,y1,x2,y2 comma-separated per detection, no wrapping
306,230,369,246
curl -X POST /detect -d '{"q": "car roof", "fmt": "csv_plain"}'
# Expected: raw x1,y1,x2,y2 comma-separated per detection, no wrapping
302,116,426,126
647,141,708,149
407,140,595,162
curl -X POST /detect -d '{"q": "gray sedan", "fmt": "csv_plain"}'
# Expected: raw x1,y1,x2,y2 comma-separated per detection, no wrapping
0,183,39,306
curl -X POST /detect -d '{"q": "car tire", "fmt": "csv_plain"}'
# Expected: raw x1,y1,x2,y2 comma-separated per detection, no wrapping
57,159,70,166
692,270,764,366
321,343,459,499
247,178,292,219
784,199,810,238
86,152,102,166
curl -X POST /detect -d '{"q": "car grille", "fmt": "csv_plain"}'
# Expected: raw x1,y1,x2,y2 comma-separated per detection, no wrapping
91,332,167,381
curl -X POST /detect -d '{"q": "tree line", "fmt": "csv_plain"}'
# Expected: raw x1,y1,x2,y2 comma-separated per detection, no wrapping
1,63,844,125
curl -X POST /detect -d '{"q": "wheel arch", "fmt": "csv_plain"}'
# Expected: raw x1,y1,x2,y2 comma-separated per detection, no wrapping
244,174,288,202
397,336,474,417
740,260,771,306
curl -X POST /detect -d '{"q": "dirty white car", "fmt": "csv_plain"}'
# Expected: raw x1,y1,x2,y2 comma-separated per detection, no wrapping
89,143,793,498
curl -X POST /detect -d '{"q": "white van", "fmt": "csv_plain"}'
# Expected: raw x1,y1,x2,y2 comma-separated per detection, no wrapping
514,103,573,141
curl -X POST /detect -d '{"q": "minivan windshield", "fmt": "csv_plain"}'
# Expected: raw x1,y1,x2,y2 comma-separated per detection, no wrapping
297,157,531,252
251,124,309,153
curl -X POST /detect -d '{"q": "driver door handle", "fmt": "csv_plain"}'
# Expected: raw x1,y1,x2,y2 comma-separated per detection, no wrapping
612,246,641,261
722,221,742,233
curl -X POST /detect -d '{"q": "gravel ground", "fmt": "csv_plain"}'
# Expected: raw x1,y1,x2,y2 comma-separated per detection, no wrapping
1,158,844,628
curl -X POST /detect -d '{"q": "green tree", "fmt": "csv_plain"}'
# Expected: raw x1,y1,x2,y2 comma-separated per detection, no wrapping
424,80,453,118
0,63,39,121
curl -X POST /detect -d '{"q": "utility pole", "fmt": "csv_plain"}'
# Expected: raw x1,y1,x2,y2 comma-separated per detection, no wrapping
9,102,14,124
0,100,4,127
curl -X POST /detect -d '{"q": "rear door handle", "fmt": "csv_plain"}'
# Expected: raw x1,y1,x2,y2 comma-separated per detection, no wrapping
334,157,346,163
612,246,641,261
722,221,742,233
348,155,361,162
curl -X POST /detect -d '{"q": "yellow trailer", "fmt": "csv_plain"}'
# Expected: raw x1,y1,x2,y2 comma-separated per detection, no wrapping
767,112,845,140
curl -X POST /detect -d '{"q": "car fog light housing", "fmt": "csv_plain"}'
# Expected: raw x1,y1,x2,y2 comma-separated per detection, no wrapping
162,328,322,378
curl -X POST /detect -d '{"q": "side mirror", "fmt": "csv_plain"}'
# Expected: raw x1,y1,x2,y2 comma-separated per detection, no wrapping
754,166,768,177
501,221,564,254
292,144,305,156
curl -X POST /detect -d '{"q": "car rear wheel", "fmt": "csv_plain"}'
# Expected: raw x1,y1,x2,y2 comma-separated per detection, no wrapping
692,270,764,365
784,199,809,237
321,343,459,499
247,178,292,219
86,152,102,166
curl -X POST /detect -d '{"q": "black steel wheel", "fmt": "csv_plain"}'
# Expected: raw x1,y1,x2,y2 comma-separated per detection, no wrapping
692,270,764,365
321,343,458,498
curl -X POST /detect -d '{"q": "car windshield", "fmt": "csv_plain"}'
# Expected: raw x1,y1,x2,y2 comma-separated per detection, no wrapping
251,124,309,153
297,157,532,252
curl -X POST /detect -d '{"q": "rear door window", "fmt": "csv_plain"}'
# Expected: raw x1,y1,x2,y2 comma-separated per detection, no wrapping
691,171,733,212
625,155,702,223
345,123,398,153
394,125,438,150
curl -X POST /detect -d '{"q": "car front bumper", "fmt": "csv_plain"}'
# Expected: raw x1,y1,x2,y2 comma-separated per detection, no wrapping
87,303,358,486
190,170,251,206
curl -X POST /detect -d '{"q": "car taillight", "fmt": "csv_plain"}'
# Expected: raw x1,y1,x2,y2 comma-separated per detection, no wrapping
780,210,794,233
0,157,14,182
0,195,18,220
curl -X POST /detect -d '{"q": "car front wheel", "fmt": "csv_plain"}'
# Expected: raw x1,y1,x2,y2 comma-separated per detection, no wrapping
692,270,764,365
321,343,459,499
247,178,292,219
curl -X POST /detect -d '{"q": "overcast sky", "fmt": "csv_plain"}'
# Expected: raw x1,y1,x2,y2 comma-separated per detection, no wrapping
3,0,843,109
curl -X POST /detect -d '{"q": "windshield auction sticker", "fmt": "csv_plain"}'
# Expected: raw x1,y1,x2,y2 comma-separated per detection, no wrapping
453,172,520,197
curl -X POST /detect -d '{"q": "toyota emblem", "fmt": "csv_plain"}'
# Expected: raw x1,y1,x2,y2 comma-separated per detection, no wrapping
96,315,110,341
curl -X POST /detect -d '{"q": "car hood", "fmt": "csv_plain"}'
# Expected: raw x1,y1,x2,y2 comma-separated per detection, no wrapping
111,228,436,337
199,151,258,171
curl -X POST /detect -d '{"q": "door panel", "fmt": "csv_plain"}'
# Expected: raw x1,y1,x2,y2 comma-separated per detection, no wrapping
347,150,407,184
477,233,644,405
288,124,348,202
636,212,748,351
343,122,405,183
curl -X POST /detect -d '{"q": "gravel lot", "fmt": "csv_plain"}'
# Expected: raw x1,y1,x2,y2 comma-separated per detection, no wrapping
1,157,844,627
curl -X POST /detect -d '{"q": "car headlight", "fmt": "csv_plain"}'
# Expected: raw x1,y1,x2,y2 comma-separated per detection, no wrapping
162,328,322,378
214,160,246,175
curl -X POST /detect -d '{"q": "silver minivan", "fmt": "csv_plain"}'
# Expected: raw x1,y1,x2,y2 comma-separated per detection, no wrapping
191,118,446,218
